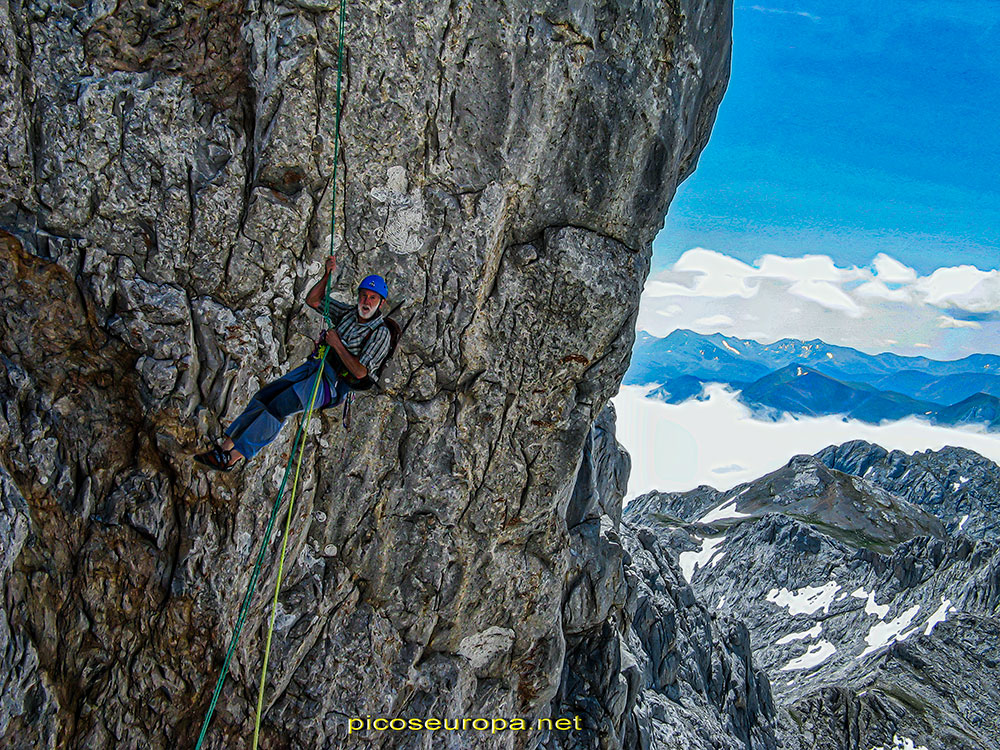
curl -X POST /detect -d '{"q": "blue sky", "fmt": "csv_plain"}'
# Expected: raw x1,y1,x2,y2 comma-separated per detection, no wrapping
641,2,1000,357
654,1,1000,275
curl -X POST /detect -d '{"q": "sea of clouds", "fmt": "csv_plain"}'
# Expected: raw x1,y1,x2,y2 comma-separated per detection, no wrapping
613,383,1000,499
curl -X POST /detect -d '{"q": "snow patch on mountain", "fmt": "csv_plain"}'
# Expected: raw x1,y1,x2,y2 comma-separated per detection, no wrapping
924,597,956,635
869,735,930,750
697,496,752,524
776,622,822,645
766,580,841,616
851,587,890,619
860,605,921,657
781,640,837,671
678,535,726,582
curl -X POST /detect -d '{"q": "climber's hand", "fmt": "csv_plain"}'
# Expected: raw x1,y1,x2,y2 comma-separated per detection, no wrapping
325,255,337,273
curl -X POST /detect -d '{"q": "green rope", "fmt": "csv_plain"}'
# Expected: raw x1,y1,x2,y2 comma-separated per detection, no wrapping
324,0,349,329
192,356,324,749
193,0,349,744
252,352,327,749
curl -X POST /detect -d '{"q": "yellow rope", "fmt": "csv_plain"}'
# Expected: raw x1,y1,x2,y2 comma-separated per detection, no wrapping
251,348,329,749
195,0,348,725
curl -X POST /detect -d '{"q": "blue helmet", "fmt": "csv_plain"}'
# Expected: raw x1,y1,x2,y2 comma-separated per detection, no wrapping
358,274,388,300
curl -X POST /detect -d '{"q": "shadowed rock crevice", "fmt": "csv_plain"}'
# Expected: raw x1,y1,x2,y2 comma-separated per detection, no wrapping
83,0,251,110
547,406,778,749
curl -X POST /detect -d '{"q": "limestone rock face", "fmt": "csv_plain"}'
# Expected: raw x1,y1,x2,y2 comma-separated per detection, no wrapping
0,0,732,748
547,406,778,750
817,439,1000,543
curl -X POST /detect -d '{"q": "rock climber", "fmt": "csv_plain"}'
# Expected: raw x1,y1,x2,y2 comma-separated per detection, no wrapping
194,255,391,471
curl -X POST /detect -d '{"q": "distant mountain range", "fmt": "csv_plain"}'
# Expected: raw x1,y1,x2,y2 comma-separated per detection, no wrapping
626,329,1000,429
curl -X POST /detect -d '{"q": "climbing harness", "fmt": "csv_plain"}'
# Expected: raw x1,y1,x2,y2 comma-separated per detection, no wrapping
192,0,350,746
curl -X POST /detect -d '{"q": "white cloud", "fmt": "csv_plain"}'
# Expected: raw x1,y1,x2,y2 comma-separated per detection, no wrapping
656,304,683,317
937,315,981,329
787,280,864,316
914,265,1000,312
756,253,862,284
872,253,918,283
712,463,745,474
636,249,1000,357
694,314,735,328
748,5,821,22
613,384,1000,498
855,280,912,303
646,248,758,298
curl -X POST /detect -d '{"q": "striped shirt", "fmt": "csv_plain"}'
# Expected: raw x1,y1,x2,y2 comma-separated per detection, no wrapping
323,298,392,380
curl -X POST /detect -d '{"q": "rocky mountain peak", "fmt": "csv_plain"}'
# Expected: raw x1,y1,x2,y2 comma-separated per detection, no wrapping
625,439,1000,750
628,451,947,554
817,439,1000,541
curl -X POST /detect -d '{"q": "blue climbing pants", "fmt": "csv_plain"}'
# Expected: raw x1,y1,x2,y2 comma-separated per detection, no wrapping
224,360,350,461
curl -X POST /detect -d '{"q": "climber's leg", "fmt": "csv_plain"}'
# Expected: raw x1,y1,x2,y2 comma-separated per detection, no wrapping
195,362,328,470
224,378,311,461
218,398,298,463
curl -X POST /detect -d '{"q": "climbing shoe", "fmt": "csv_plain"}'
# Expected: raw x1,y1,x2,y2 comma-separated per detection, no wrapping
193,445,244,472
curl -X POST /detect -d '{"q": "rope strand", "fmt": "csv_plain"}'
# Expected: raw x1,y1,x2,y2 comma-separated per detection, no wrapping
193,0,349,743
324,0,349,329
193,366,322,749
251,352,328,749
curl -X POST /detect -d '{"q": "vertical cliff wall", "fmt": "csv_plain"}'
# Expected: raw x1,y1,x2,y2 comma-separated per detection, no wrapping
550,406,777,750
0,0,732,747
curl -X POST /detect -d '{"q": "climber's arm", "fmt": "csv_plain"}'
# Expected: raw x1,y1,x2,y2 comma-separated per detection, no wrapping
306,255,336,311
325,329,368,379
